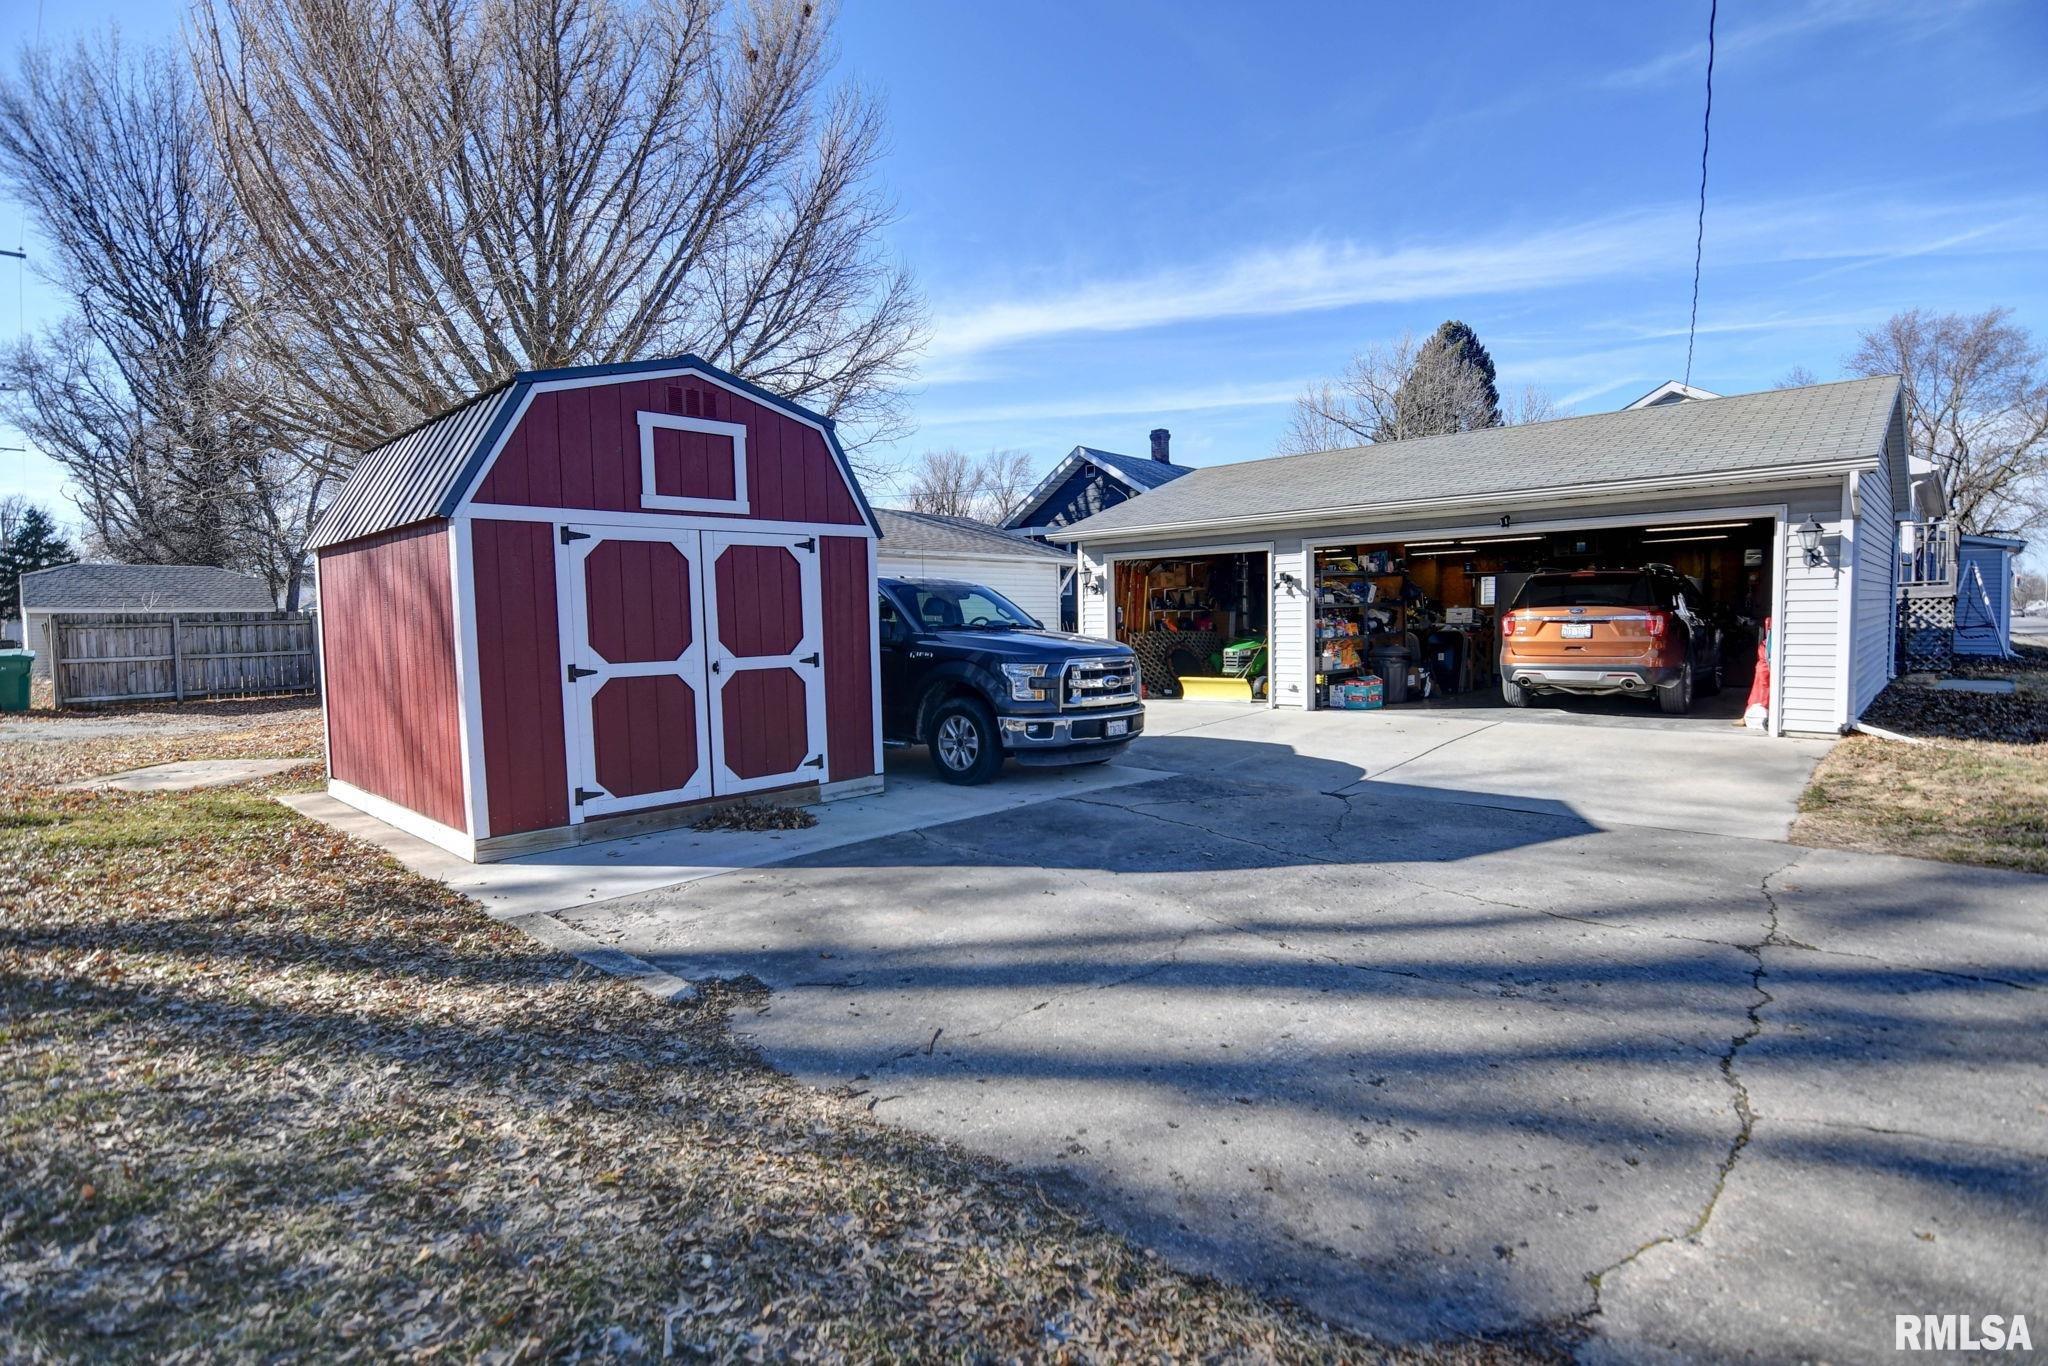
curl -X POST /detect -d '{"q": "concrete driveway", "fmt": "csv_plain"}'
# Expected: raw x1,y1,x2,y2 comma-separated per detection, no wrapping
533,706,2043,1360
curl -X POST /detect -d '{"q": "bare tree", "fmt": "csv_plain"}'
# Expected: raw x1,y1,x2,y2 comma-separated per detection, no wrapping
900,447,1037,522
974,448,1037,523
1500,384,1561,426
1849,308,2048,534
2016,567,2045,608
1280,328,1519,454
1774,365,1821,389
195,0,922,469
902,449,982,518
0,37,328,606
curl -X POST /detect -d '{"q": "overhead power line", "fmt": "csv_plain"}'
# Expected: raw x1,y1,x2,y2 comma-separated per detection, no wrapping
1684,0,1717,387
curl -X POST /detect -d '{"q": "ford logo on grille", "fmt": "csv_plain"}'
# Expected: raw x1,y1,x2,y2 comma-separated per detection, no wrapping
1102,675,1124,688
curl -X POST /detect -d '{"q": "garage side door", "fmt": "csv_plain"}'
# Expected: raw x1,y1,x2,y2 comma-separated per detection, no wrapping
704,532,827,794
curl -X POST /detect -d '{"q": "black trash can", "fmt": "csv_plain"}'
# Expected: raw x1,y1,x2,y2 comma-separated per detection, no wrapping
1368,645,1411,704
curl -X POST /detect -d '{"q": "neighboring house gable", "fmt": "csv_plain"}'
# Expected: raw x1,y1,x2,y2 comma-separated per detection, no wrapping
1006,443,1192,536
1624,380,1721,409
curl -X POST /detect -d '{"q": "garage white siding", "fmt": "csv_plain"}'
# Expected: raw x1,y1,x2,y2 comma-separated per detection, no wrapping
1850,469,1897,715
878,552,1064,628
1270,538,1312,709
1776,486,1848,734
1078,546,1110,639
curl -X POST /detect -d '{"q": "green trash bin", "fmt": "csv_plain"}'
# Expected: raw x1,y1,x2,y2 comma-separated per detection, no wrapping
0,649,33,712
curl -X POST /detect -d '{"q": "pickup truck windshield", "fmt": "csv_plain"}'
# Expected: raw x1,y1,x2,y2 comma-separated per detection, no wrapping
897,583,1039,630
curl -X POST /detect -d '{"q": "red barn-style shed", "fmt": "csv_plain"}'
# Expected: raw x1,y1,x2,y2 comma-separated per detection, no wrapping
308,355,881,861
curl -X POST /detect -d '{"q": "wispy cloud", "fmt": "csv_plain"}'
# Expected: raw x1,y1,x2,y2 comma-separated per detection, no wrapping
923,192,2046,366
1599,0,1978,90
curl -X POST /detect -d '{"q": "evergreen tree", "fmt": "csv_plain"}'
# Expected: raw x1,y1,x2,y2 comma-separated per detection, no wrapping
1388,319,1503,438
1,505,76,617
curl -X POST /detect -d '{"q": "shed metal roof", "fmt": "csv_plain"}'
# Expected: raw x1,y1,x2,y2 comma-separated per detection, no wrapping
875,509,1070,561
1052,376,1906,542
20,563,277,612
308,354,877,550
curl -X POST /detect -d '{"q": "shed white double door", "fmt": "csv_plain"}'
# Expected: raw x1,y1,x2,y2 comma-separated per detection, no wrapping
555,524,826,819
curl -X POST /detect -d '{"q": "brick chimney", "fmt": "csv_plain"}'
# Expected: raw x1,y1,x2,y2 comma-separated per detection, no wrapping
1149,428,1171,463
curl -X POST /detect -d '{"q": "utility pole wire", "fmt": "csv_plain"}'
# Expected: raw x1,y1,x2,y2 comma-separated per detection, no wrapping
1684,0,1717,387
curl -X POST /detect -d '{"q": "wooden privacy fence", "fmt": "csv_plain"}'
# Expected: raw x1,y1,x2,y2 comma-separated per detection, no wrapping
51,612,319,706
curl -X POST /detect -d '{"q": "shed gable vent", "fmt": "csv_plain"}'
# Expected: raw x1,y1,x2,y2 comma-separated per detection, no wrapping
638,411,750,515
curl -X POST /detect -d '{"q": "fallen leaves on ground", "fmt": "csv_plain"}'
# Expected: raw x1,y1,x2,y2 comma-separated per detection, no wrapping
0,698,325,790
0,726,1553,1362
691,800,819,833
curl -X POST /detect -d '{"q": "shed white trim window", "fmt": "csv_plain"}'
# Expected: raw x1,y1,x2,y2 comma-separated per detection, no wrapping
638,411,750,514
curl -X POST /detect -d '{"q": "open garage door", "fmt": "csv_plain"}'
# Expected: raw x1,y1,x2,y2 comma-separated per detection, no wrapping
1307,515,1779,725
1109,548,1272,701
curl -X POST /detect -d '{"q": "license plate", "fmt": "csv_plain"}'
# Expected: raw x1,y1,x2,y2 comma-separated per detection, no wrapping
1106,719,1129,737
1560,622,1593,639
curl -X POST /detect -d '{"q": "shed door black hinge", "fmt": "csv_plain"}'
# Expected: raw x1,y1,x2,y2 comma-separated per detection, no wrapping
796,537,816,552
804,755,824,769
566,663,598,682
799,652,819,666
573,786,604,805
560,527,591,544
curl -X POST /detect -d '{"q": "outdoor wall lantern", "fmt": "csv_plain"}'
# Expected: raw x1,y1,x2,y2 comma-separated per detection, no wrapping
1085,571,1106,595
1276,571,1303,593
1796,516,1826,566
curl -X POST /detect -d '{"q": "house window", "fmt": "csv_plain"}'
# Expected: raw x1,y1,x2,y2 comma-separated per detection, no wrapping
638,411,750,514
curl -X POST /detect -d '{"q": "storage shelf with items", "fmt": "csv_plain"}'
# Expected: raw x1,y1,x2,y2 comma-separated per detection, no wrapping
1313,540,1504,705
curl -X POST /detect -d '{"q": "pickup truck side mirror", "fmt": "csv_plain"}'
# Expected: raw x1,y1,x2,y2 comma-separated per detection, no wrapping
881,618,910,648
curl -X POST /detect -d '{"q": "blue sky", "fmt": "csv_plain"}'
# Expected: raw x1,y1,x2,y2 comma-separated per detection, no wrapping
4,0,2047,555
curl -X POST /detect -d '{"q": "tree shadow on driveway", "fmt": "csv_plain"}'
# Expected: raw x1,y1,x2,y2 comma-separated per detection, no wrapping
558,741,2048,1357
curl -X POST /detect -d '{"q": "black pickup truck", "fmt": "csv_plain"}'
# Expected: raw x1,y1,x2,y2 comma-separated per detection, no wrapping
879,577,1144,783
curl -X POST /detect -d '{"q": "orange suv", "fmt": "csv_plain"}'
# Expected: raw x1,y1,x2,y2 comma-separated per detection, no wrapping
1498,565,1723,714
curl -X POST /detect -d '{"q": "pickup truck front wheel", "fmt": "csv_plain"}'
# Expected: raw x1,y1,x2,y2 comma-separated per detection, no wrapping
928,697,1003,785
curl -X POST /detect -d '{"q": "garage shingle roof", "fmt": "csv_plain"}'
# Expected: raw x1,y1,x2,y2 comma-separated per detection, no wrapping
20,563,277,612
876,509,1070,561
1053,376,1904,541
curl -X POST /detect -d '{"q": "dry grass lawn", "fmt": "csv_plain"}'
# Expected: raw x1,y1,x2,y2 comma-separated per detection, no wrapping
1793,732,2048,874
1793,645,2048,874
0,702,1551,1361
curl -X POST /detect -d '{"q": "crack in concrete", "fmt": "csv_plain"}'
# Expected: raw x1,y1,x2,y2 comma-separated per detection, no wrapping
1580,852,1803,1328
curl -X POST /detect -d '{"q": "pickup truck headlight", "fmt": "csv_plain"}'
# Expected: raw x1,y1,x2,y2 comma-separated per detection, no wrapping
1000,663,1051,702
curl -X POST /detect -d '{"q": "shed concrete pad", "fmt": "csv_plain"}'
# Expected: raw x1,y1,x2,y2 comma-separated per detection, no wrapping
279,748,1171,921
62,758,309,791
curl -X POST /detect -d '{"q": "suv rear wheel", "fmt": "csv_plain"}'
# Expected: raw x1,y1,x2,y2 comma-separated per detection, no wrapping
928,697,1003,784
1501,676,1531,708
1656,661,1693,715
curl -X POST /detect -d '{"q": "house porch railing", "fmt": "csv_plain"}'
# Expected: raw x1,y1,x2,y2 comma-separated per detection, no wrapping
1898,520,1958,598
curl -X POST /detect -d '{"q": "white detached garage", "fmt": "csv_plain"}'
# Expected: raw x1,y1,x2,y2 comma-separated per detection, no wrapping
1053,377,1914,736
876,509,1072,627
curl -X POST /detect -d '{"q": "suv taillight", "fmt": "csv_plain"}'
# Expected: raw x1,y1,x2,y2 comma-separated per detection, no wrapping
1644,611,1667,639
1500,611,1516,638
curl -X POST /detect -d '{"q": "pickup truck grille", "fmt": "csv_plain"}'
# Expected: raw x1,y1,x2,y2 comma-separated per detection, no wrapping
1063,657,1139,708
